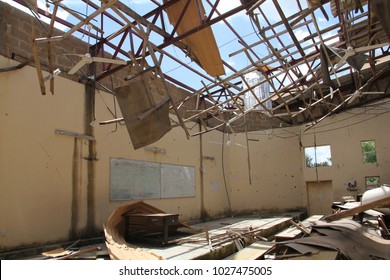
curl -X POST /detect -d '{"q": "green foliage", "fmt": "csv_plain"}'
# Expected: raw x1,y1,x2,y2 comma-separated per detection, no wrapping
361,141,377,163
305,154,332,168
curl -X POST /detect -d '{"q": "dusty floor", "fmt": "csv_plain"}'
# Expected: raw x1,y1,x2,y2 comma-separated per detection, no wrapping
1,210,305,260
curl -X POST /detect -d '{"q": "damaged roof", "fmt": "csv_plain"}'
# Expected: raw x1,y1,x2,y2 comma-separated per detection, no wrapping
8,0,390,135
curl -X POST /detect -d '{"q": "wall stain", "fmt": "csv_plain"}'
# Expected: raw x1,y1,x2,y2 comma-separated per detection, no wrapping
70,138,81,240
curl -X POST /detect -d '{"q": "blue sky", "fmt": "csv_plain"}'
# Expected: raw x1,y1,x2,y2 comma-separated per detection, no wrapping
2,0,341,91
304,145,332,166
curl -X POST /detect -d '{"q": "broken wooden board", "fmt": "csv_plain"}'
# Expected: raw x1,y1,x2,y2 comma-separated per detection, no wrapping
324,196,390,222
336,202,385,217
41,248,71,258
154,217,292,260
31,21,46,95
274,215,323,242
163,0,225,76
57,246,100,260
115,77,171,150
224,241,273,260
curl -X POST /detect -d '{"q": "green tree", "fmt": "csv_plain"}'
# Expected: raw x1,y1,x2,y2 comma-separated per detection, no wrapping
306,154,314,168
361,141,377,163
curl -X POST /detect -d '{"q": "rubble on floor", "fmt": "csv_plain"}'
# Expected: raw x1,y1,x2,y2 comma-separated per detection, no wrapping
255,187,390,260
99,188,390,260
103,201,300,260
3,188,389,260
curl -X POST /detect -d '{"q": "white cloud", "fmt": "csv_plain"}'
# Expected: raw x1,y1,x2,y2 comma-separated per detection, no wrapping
294,29,310,41
224,58,236,75
37,0,70,31
213,0,247,22
217,0,241,14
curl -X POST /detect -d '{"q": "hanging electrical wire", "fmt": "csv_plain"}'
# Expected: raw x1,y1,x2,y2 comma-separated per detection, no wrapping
221,128,234,218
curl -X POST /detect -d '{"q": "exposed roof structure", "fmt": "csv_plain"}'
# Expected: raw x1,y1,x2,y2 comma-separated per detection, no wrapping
8,0,390,136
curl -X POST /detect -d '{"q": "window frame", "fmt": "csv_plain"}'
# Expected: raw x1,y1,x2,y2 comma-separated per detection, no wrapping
365,176,380,190
304,145,332,168
361,140,377,164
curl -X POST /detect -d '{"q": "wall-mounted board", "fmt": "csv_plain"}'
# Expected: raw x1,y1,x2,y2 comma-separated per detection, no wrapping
161,163,195,198
110,158,195,201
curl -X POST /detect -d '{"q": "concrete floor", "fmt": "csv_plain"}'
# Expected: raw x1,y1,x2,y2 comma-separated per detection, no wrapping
1,210,305,260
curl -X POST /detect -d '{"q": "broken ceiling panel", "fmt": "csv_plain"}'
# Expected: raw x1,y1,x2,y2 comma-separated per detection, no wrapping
115,74,172,150
163,0,225,77
371,0,390,40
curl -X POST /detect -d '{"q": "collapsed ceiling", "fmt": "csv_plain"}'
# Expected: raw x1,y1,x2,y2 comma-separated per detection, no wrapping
10,0,390,137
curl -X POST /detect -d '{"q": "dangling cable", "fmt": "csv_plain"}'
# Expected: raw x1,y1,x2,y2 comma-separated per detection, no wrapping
314,128,319,182
222,128,233,217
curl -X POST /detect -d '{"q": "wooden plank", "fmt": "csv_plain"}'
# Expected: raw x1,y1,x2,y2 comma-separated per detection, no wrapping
224,241,273,260
290,220,311,235
324,196,390,222
155,217,292,260
31,21,46,95
163,0,225,76
337,202,385,217
63,0,118,39
47,4,58,95
56,1,104,35
57,246,100,260
275,215,323,242
41,248,71,258
113,1,187,51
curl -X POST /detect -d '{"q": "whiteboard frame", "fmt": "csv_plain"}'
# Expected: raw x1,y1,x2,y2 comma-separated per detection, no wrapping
109,158,196,201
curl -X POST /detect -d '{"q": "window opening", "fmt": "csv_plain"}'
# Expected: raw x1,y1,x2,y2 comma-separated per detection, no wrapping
365,176,380,190
361,140,377,164
305,145,332,168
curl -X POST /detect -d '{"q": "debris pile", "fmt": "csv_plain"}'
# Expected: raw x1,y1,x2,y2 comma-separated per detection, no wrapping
254,186,390,260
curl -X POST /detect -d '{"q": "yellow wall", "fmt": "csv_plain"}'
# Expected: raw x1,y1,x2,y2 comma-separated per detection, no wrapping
1,55,390,251
0,57,85,248
301,106,390,204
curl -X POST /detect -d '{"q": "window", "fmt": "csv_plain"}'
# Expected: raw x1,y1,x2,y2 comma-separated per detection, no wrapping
361,140,377,164
365,176,380,190
304,145,332,168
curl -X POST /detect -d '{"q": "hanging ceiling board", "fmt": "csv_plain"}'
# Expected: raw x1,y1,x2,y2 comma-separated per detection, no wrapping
163,0,225,77
115,74,172,150
372,0,390,40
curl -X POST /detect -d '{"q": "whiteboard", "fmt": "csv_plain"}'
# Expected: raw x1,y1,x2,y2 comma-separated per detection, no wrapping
110,158,196,201
161,164,196,198
110,158,160,200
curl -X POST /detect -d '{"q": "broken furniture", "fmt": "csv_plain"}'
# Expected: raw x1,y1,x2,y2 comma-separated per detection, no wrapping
123,213,179,245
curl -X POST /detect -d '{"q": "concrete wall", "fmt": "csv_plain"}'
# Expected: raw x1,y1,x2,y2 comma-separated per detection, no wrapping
0,55,306,251
1,2,390,252
2,53,390,251
301,107,390,203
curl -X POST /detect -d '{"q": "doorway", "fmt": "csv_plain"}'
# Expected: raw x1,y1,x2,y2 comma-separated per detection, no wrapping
306,181,334,215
